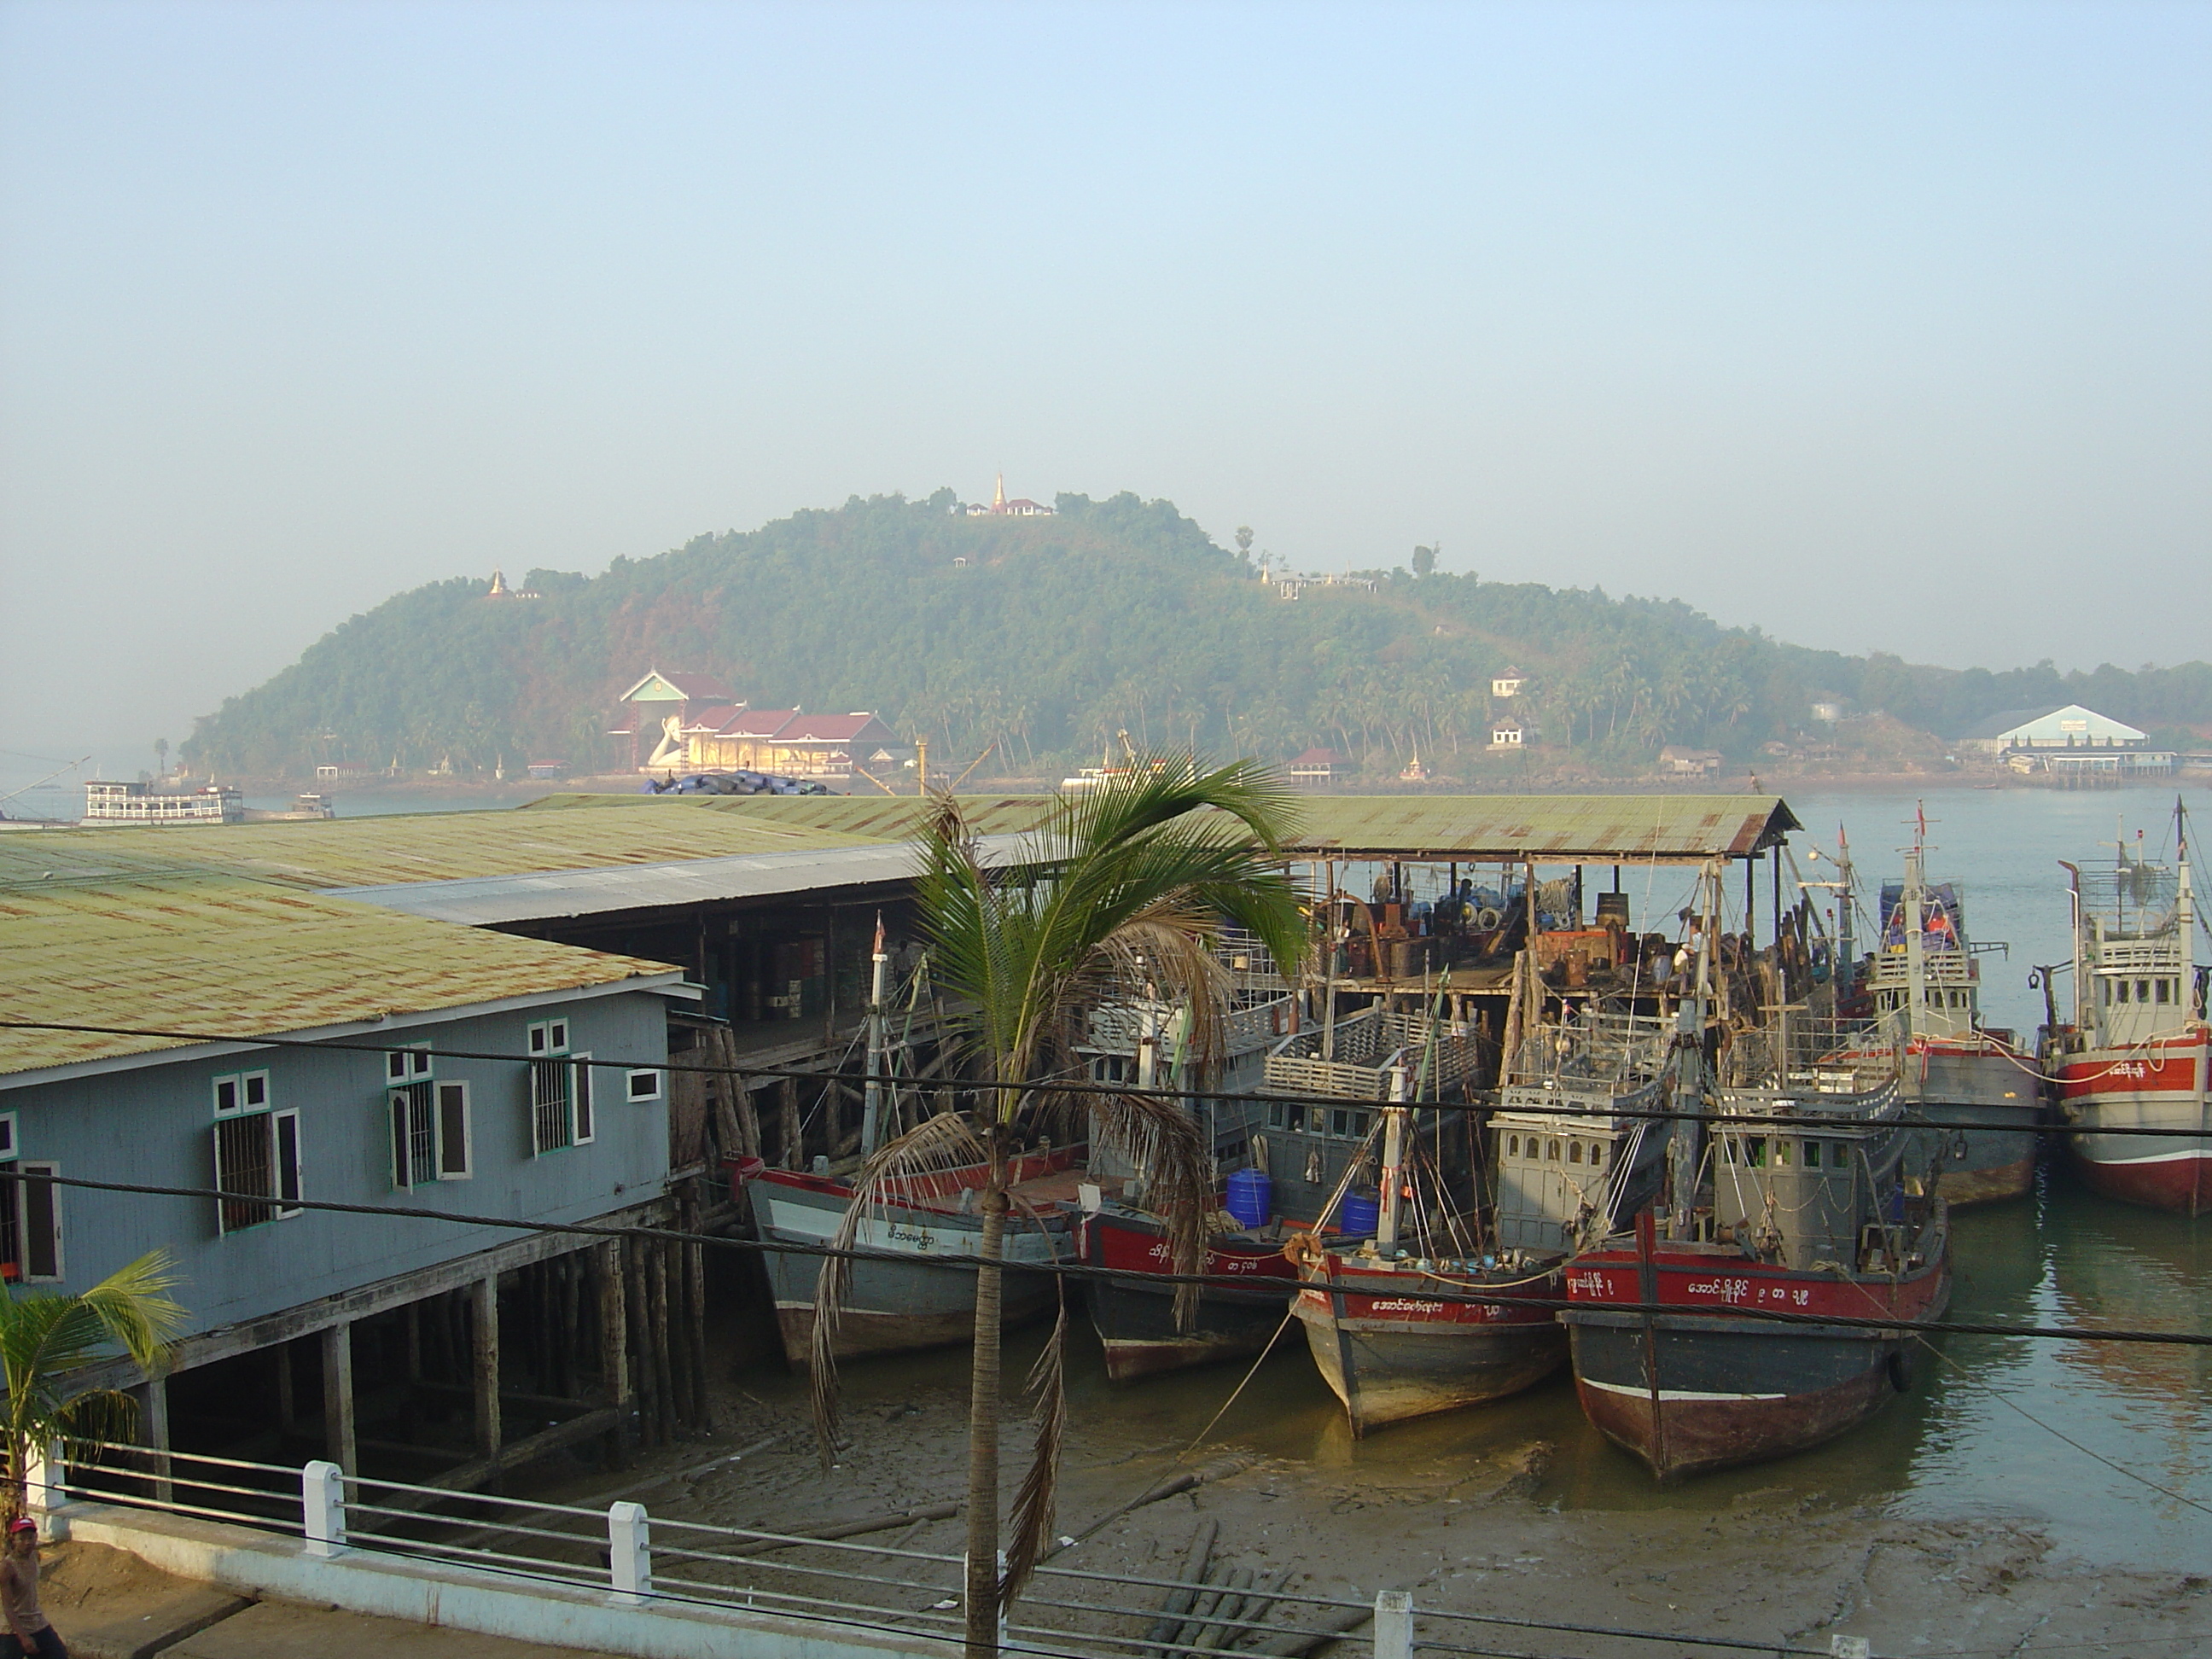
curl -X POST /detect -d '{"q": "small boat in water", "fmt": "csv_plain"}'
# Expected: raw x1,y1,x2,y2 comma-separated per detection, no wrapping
2049,805,2212,1214
752,1144,1083,1363
1295,1005,1672,1435
1082,1002,1477,1381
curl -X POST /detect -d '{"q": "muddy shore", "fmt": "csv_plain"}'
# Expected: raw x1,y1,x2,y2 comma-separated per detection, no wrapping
515,1313,2211,1659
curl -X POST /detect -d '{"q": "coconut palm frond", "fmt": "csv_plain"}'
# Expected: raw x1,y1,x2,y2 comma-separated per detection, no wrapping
73,1253,186,1372
808,1109,989,1460
53,1388,139,1449
1000,1293,1066,1608
0,1252,183,1523
1091,1089,1216,1330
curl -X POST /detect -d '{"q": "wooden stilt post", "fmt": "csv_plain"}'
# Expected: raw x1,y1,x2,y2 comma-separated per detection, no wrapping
274,1337,296,1431
321,1323,357,1476
648,1242,676,1442
470,1274,502,1473
598,1239,632,1464
779,1079,802,1169
687,1236,712,1434
625,1239,656,1447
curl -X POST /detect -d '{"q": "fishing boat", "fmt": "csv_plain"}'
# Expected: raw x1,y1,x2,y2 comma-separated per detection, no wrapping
1563,862,1948,1481
752,1144,1084,1362
1292,1005,1673,1435
2049,806,2212,1214
1080,1002,1476,1381
1860,838,2040,1204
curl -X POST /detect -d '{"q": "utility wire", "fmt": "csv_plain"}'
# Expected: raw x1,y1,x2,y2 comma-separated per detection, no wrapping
14,1169,2212,1350
0,1017,2183,1138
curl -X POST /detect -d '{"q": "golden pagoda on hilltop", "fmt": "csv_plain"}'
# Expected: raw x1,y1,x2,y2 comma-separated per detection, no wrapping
965,473,1056,517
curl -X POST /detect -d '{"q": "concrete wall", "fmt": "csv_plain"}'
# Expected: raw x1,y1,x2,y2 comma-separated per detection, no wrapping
65,1505,949,1659
0,990,672,1336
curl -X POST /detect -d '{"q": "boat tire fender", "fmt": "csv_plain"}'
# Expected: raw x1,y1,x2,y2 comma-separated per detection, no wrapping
1887,1348,1914,1394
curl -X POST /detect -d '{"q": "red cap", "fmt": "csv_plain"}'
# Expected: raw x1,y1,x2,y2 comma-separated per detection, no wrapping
9,1520,36,1535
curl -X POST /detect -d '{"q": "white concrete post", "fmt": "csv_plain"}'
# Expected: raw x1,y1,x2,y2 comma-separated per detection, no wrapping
1372,1589,1413,1659
24,1441,70,1541
608,1500,650,1604
302,1458,346,1557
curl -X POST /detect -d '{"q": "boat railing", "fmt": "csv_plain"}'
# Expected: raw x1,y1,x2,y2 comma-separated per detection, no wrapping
1264,1007,1479,1099
1086,991,1295,1057
1210,926,1291,991
1722,1013,1903,1092
1503,1010,1671,1092
2080,863,2180,939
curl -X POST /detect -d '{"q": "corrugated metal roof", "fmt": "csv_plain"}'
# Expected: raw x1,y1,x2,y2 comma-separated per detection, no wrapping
1277,795,1799,861
332,834,1033,926
0,803,876,892
526,791,1797,862
518,792,1059,840
0,871,684,1079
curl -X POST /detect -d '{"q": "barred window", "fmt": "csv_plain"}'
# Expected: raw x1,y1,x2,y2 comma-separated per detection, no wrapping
212,1070,300,1234
532,1057,573,1154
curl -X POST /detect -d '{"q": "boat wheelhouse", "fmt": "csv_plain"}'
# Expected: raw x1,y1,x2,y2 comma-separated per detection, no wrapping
2050,811,2212,1214
1858,842,2039,1204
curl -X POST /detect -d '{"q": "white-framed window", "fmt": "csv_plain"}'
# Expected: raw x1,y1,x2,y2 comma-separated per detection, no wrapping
387,1043,433,1083
212,1070,270,1118
573,1053,595,1146
527,1022,593,1154
626,1068,662,1103
0,1115,61,1284
393,1080,473,1188
213,1073,300,1233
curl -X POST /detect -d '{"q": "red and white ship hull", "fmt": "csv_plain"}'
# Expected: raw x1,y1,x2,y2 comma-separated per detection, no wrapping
2058,1030,2212,1215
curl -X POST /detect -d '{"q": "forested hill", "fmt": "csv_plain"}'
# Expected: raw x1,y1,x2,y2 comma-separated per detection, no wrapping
183,491,2212,779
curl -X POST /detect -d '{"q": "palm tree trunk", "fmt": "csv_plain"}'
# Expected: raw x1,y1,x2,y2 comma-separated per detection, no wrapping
964,1143,1010,1659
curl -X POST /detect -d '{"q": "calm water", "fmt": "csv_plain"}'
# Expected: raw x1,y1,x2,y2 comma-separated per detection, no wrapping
781,785,2212,1571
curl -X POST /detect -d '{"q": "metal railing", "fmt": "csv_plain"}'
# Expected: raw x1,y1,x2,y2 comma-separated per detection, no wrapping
38,1441,1879,1659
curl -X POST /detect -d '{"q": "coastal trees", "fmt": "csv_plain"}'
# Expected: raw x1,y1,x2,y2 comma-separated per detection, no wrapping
812,760,1306,1659
1,1251,185,1525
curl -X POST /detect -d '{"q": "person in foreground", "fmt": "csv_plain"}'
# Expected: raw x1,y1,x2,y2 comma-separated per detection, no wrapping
0,1518,63,1658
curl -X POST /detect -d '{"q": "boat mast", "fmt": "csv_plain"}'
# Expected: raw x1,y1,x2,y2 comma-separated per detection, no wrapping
1836,824,1855,981
1375,1062,1410,1257
1902,832,1927,1048
1666,859,1716,1242
860,916,890,1158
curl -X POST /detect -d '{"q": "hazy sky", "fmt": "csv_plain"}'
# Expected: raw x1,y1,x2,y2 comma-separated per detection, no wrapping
3,1,2208,771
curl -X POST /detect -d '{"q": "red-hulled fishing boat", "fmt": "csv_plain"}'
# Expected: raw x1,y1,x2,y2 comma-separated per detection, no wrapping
2049,806,2212,1214
1563,998,1947,1479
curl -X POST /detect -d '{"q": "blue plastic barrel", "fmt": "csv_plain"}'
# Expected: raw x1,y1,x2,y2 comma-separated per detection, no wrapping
1225,1167,1272,1230
1337,1189,1381,1236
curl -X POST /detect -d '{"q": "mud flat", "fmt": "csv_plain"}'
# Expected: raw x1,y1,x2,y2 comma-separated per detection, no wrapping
530,1353,2211,1659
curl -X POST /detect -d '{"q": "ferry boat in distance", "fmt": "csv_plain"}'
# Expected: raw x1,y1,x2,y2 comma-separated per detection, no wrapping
2049,806,2212,1214
1861,838,2040,1204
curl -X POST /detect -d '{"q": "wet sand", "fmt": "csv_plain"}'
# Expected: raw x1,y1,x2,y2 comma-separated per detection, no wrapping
522,1304,2212,1659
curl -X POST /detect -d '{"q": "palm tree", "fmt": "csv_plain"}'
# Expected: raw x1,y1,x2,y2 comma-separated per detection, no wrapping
813,760,1307,1659
1,1251,185,1524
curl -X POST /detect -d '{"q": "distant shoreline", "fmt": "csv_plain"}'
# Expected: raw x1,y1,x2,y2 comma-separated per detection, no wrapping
182,765,2203,809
